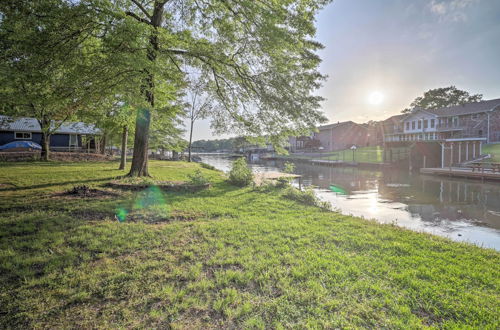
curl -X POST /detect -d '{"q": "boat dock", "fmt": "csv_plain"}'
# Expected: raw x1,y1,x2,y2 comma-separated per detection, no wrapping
253,171,303,188
420,167,500,181
310,159,357,166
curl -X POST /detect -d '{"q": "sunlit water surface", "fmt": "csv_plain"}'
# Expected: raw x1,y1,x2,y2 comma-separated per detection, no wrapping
199,154,500,250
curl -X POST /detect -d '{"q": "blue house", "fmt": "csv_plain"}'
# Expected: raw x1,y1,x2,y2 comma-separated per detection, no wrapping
0,116,101,151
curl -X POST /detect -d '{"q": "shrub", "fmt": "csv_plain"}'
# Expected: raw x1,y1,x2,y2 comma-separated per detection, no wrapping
283,161,295,174
278,161,296,187
187,169,210,186
282,186,331,210
228,157,254,187
275,177,291,188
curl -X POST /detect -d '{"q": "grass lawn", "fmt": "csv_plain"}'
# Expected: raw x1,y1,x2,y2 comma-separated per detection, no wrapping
483,143,500,162
0,160,499,328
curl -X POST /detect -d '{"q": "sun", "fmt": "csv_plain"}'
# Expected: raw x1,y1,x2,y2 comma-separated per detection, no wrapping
368,91,384,105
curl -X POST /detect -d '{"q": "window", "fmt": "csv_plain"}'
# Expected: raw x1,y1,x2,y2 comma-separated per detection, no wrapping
406,122,410,130
471,114,479,119
452,117,458,127
423,120,428,129
69,135,78,147
431,119,435,128
418,121,422,129
15,132,31,140
412,121,415,129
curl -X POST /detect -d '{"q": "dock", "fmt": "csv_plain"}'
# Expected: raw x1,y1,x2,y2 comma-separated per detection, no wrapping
253,171,302,188
420,167,500,181
310,159,357,166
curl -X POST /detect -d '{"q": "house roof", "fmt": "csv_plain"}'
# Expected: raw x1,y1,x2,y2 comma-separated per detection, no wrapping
317,121,358,131
0,116,101,135
383,114,405,124
421,98,500,117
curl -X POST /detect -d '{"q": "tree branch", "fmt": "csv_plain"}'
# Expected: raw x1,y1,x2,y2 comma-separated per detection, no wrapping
125,11,151,25
130,0,152,20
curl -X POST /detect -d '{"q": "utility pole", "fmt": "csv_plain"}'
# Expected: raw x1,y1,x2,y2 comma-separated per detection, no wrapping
487,111,491,144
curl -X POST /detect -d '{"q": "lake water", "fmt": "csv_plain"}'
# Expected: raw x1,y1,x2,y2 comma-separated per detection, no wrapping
199,154,500,250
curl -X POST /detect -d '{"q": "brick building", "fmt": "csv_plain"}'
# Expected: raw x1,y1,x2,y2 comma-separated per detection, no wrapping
314,121,371,151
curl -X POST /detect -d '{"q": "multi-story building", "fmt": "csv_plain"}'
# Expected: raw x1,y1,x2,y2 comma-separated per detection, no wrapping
383,99,500,168
384,98,500,143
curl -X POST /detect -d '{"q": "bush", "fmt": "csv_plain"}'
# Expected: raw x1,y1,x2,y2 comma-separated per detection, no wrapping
283,161,295,174
187,169,210,186
228,157,254,187
282,186,331,210
275,177,291,188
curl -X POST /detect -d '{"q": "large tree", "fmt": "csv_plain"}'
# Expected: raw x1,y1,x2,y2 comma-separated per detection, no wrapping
100,0,329,176
402,86,483,113
0,0,135,160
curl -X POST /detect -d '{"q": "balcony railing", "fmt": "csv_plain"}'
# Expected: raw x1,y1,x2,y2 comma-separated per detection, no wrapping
436,124,467,131
384,131,486,142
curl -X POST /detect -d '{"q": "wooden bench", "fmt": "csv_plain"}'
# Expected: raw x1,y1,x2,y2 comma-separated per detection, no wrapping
468,163,483,172
468,162,500,173
491,163,500,173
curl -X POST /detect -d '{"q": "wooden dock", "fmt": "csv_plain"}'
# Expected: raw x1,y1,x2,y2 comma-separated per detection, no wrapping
310,159,357,166
420,167,500,181
253,171,302,187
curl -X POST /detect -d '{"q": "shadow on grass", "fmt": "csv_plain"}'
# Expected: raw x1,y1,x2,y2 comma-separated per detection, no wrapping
0,177,118,192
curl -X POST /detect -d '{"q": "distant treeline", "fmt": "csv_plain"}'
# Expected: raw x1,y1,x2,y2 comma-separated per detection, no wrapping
191,137,246,152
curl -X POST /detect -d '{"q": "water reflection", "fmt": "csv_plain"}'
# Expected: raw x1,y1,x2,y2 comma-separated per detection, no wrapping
199,154,500,250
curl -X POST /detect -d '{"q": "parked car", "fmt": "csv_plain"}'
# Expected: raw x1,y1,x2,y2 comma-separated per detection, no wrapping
0,141,42,152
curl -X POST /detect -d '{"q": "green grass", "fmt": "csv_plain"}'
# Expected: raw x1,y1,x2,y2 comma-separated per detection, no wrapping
483,143,500,162
0,160,499,328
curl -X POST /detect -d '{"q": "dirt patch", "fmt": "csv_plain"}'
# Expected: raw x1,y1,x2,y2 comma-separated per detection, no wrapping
55,185,120,199
69,209,114,220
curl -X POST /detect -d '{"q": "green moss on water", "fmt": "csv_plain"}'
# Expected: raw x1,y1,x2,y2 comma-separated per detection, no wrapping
0,160,498,328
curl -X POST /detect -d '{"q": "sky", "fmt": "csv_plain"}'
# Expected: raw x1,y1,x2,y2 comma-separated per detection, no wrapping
187,0,500,140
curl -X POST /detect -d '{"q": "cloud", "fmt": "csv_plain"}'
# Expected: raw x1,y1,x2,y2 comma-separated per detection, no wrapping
428,0,480,22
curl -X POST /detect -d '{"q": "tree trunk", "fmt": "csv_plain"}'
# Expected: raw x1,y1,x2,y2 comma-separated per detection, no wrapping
100,134,107,155
129,108,151,176
119,125,128,170
40,132,50,161
127,2,164,177
39,116,51,161
188,119,194,162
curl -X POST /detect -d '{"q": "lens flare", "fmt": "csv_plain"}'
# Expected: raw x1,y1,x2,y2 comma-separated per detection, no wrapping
116,208,128,222
116,185,168,223
329,184,348,195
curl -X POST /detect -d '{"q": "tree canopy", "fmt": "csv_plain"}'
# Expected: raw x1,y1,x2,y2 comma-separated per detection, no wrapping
0,0,138,159
402,86,483,113
0,0,330,172
101,0,330,175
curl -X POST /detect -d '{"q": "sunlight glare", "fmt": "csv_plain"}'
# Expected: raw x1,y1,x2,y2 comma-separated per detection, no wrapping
368,91,384,105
